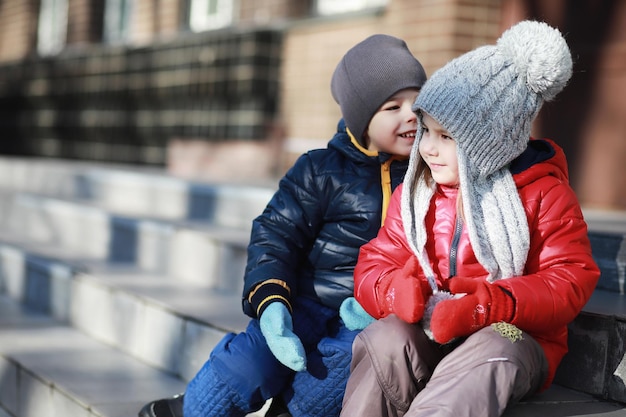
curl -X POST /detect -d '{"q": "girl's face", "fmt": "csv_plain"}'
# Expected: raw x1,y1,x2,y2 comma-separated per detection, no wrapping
418,112,459,186
365,88,419,157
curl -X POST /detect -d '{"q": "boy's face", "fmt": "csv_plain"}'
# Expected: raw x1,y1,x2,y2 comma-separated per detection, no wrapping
364,88,419,157
418,111,459,187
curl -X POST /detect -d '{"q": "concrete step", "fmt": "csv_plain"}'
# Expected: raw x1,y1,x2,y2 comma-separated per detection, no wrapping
554,289,626,404
588,230,626,294
1,285,624,417
0,239,248,380
1,286,624,417
0,157,623,416
0,232,624,416
0,191,250,288
0,292,271,417
504,384,626,416
0,156,276,230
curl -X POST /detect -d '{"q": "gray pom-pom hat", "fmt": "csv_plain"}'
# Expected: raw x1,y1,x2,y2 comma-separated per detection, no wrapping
402,21,573,301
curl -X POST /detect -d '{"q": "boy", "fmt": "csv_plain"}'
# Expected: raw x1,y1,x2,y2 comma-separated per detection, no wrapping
139,34,427,417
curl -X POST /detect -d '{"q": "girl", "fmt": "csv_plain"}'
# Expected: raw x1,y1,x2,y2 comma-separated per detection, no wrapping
340,21,600,417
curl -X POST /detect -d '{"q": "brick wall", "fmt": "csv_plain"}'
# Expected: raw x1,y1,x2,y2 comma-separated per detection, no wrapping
278,0,626,211
279,0,501,170
239,0,310,24
0,0,623,207
501,0,626,209
66,0,104,45
561,1,626,209
0,0,38,62
131,0,182,45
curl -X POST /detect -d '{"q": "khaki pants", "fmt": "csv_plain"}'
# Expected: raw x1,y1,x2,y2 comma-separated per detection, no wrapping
340,315,548,417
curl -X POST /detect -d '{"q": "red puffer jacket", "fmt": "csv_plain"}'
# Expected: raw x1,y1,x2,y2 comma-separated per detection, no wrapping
354,138,600,389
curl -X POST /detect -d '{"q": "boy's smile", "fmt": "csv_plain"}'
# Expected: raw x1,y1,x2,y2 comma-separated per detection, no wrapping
365,88,420,157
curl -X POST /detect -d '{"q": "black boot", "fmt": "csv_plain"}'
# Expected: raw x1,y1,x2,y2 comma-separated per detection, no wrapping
265,396,292,417
138,393,184,417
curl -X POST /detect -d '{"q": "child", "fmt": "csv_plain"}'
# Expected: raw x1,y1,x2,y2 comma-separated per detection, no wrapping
340,21,600,417
138,34,427,417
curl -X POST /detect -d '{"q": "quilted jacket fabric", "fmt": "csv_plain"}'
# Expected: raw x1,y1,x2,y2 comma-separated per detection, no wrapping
242,119,409,317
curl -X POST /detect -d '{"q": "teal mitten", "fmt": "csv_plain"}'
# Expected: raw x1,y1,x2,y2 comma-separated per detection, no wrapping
259,302,307,372
339,297,375,331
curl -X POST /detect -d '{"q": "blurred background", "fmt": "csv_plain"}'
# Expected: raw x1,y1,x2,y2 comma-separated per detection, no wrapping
0,3,624,415
0,0,624,210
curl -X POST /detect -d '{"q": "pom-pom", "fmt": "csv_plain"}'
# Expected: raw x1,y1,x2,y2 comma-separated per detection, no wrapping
497,20,572,101
421,290,457,341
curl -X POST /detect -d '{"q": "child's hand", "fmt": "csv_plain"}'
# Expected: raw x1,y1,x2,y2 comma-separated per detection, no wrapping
339,297,375,330
430,278,515,344
378,256,432,323
260,303,307,371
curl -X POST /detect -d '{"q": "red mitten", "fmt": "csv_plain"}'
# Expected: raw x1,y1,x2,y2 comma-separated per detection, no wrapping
430,278,515,344
377,256,432,323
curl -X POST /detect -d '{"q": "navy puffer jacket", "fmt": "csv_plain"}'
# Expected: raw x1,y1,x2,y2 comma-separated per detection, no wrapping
242,120,409,317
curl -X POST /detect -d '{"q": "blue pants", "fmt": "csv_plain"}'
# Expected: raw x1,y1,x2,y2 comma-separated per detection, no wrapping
184,297,359,417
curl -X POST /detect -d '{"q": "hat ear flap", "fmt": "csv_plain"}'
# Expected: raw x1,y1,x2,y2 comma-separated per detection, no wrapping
459,158,529,281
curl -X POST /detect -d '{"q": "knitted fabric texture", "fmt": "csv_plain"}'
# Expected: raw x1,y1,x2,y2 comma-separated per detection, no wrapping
402,20,573,291
331,34,427,144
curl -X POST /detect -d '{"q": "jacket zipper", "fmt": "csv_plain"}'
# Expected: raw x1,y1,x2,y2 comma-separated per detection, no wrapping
380,159,393,225
346,129,394,227
448,215,463,277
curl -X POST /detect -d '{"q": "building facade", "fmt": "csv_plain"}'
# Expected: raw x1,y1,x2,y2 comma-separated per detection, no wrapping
0,0,624,210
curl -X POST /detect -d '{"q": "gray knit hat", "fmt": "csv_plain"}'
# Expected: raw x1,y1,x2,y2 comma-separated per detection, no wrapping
331,34,427,144
402,21,573,291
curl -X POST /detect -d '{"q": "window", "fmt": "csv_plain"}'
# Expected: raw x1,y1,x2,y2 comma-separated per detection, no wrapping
316,0,387,15
104,0,133,44
37,0,69,56
189,0,234,32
